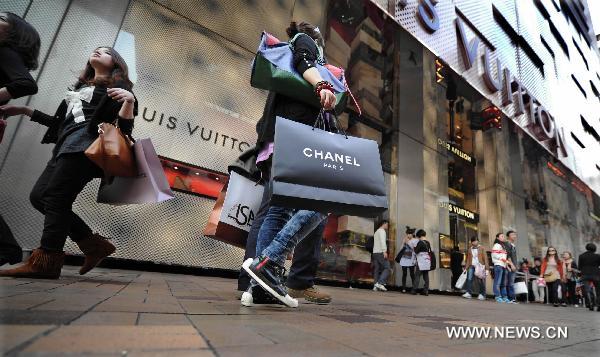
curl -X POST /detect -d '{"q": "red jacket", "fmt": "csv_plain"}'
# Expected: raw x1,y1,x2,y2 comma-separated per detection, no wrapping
540,257,564,280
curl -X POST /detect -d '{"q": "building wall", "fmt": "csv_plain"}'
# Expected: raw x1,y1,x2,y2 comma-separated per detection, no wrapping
1,0,598,288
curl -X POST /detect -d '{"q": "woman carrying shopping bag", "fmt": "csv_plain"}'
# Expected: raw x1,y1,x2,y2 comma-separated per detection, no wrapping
0,47,137,279
540,246,565,307
241,21,342,308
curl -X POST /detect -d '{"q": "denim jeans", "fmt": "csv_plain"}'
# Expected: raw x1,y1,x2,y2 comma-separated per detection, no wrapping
258,206,327,267
506,270,516,299
493,265,508,298
464,266,486,295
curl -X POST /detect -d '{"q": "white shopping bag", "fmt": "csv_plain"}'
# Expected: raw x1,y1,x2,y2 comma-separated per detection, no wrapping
455,270,468,289
219,171,264,232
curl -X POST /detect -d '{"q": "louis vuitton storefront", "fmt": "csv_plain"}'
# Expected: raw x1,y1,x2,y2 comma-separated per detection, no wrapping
1,0,599,290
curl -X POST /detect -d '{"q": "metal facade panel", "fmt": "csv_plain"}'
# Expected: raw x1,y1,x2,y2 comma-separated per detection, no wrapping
393,0,600,195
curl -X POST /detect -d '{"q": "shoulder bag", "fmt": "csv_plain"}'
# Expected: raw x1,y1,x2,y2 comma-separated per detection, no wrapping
85,120,136,177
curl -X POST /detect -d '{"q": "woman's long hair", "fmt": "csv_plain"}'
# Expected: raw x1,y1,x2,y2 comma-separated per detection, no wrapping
286,21,324,47
1,12,41,70
544,246,560,263
75,47,133,90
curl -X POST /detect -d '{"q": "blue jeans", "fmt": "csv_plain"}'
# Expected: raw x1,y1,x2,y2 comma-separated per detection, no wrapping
506,270,516,299
493,265,508,298
257,206,327,267
464,266,486,295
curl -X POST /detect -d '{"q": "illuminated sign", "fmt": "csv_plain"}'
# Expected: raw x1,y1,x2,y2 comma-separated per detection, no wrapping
437,138,474,164
439,201,479,222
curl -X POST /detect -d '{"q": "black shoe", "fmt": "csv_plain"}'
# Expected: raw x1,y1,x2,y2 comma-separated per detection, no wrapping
553,303,559,307
241,286,284,307
411,289,417,295
242,257,298,308
421,290,429,296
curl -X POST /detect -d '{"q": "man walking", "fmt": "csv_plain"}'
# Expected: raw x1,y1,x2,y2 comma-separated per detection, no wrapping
372,220,391,292
462,236,489,300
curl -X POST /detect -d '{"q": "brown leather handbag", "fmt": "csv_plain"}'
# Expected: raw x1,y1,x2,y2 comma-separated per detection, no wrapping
85,121,136,177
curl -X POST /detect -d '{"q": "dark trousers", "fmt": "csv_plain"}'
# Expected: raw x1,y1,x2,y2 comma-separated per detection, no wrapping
565,280,577,305
414,267,429,292
546,280,564,304
372,253,391,285
30,153,101,252
237,167,325,291
0,214,22,264
401,265,415,288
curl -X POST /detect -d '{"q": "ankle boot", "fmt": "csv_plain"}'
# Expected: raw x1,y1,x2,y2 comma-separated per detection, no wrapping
75,233,115,275
0,249,64,279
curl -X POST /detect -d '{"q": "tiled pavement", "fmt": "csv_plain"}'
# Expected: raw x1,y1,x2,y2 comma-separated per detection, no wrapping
1,266,599,356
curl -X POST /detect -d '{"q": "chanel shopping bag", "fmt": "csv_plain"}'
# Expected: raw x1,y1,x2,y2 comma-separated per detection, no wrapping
271,116,387,217
203,171,264,248
97,138,175,205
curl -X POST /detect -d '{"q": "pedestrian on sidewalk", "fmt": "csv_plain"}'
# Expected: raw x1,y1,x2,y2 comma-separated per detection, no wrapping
412,229,432,296
241,21,337,308
529,257,545,303
462,236,488,301
561,251,578,306
397,226,417,293
0,47,137,279
540,246,565,307
0,12,40,266
491,233,510,303
450,245,464,291
372,220,391,292
577,243,600,311
505,230,519,303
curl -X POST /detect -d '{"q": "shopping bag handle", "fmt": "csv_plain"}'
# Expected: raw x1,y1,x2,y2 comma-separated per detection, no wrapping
312,109,348,139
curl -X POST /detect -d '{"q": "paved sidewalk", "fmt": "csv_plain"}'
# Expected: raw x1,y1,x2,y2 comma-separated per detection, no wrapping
0,266,599,356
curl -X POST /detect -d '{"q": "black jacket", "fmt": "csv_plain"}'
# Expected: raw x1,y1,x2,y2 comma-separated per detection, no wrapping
255,35,321,147
578,251,600,280
30,82,137,146
0,46,38,105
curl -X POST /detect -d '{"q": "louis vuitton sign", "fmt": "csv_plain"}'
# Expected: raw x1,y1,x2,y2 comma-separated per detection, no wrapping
412,0,568,158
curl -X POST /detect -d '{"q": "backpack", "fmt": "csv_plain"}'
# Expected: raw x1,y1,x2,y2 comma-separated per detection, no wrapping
427,241,437,271
365,236,374,253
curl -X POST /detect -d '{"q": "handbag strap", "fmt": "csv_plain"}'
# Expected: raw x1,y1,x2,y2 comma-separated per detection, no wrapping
312,109,348,139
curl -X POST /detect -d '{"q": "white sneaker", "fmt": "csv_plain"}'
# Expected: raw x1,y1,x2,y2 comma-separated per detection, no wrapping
373,286,378,291
462,292,472,299
478,294,485,301
375,283,388,291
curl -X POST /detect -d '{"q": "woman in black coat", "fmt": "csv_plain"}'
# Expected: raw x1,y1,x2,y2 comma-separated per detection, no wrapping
0,12,40,266
0,46,137,279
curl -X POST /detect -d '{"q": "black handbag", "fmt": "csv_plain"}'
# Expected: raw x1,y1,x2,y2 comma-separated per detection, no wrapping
271,112,387,217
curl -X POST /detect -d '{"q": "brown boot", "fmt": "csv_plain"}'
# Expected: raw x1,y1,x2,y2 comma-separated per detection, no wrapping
0,249,64,279
288,286,332,304
75,233,116,275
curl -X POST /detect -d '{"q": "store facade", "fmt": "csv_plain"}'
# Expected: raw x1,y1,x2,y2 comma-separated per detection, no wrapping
1,0,599,290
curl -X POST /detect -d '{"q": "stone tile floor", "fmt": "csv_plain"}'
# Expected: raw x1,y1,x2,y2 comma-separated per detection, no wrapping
0,266,599,356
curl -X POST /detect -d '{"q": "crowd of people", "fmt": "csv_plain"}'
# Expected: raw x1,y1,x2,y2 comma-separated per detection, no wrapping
0,12,598,313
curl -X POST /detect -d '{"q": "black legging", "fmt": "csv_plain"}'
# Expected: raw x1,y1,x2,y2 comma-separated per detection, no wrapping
565,280,577,305
401,266,415,288
547,280,564,304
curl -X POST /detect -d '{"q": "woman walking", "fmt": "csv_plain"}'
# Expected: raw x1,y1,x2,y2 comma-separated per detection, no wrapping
411,229,432,296
397,226,417,292
0,46,137,279
491,233,510,303
540,246,565,307
561,251,578,306
0,12,40,266
241,21,337,307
